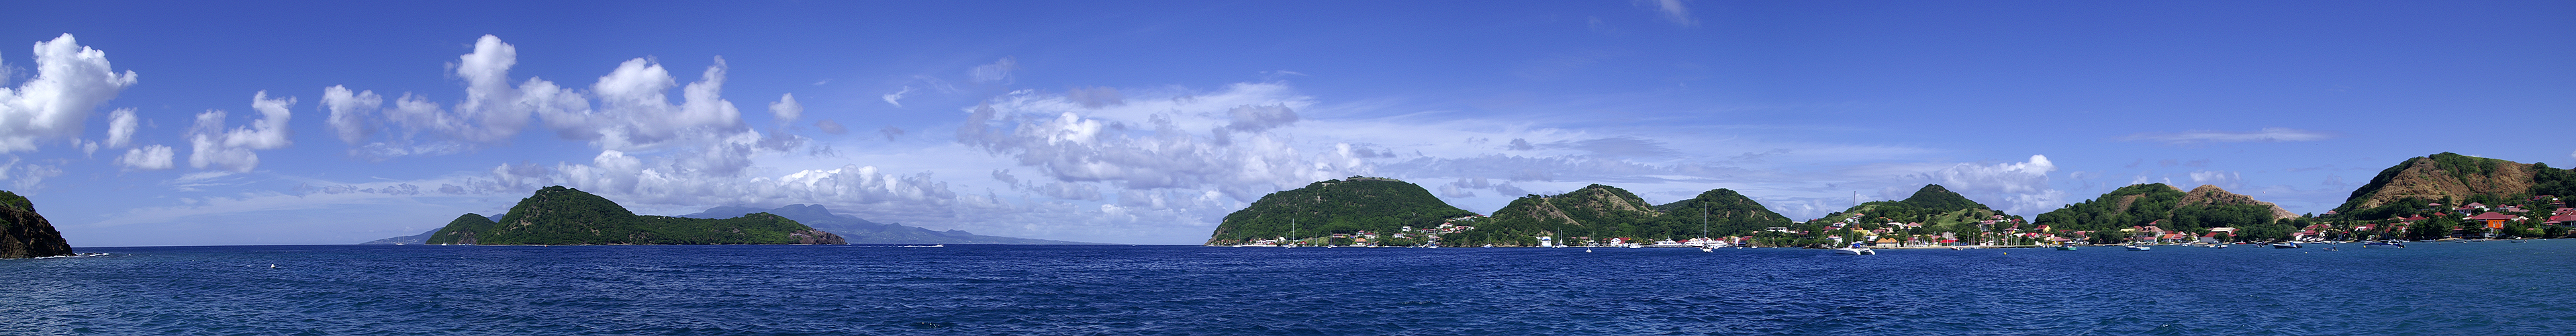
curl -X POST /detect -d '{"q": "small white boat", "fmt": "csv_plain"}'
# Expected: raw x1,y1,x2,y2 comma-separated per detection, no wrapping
1831,243,1876,255
1700,247,1714,253
2124,245,2151,251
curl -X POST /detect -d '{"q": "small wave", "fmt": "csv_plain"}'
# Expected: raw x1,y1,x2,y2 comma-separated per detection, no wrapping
22,253,109,259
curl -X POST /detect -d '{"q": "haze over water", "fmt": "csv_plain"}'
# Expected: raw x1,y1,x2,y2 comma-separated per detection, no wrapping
9,241,2572,335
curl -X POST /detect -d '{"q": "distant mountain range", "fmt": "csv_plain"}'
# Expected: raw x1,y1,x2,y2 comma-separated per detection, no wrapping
368,203,1093,245
675,204,1094,245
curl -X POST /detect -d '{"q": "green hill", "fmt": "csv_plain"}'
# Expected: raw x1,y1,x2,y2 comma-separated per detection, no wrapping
2334,153,2576,220
1203,177,1480,246
1441,183,1665,247
1437,185,1797,247
1778,184,2022,247
1652,188,1798,237
2032,183,2294,243
425,186,845,245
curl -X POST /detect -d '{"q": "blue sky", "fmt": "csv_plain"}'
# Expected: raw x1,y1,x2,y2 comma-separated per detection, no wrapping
5,1,2570,246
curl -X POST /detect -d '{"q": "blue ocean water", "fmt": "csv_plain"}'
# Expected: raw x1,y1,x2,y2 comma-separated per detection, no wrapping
6,241,2575,335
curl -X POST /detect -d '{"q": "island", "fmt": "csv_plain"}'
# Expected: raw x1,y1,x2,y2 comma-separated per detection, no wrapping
424,186,845,245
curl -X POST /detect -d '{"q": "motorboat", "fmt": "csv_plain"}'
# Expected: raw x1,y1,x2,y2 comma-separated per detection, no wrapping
2124,245,2151,251
1832,243,1876,255
2365,241,2405,248
2269,242,2302,249
2054,245,2079,251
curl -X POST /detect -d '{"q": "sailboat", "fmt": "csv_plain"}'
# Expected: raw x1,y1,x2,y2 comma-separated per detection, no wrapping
1697,208,1715,253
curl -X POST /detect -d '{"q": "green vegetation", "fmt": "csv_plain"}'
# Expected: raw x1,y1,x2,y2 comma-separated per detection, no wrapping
1203,177,1480,245
2032,183,2286,243
425,186,829,245
1429,185,1795,247
0,190,30,212
2532,162,2576,198
1773,184,2025,247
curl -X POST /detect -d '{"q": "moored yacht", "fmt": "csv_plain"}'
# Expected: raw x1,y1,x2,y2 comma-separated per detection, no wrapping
1832,243,1876,255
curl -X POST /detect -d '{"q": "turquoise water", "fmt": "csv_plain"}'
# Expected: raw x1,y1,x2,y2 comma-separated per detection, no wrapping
5,241,2574,335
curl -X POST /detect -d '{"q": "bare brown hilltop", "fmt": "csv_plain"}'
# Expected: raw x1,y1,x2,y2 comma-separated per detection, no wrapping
2340,153,2545,212
2179,185,2297,220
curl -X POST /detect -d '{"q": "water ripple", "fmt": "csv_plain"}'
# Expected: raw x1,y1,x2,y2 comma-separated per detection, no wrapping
5,242,2575,335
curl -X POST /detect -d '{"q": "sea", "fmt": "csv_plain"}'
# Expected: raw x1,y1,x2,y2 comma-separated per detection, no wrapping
6,241,2575,335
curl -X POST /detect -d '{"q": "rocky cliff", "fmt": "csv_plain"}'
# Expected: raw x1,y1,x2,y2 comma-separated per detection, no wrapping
0,190,75,259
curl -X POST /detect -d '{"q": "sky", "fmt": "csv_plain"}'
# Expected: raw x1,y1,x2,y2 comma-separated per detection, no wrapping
4,1,2571,247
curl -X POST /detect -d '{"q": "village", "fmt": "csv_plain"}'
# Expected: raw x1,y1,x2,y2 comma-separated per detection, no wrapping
1233,196,2575,249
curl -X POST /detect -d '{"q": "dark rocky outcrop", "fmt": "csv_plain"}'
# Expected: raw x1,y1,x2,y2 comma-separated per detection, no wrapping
1,190,74,259
788,228,847,245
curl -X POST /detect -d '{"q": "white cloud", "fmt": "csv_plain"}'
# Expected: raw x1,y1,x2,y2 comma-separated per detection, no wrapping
955,83,1366,202
1638,0,1697,27
579,56,747,151
2189,170,2243,190
186,91,296,172
881,86,912,108
1907,155,2064,215
969,57,1017,84
2120,128,2335,144
0,34,138,153
0,157,64,191
115,144,174,170
328,35,587,158
103,108,138,148
320,85,383,145
767,93,802,124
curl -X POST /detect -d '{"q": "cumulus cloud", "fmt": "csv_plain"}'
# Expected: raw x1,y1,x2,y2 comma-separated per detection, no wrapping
186,92,296,172
579,56,746,150
955,83,1359,202
767,93,802,124
116,144,174,170
0,34,138,153
2119,128,2335,144
326,35,587,158
320,85,383,145
1907,155,2064,215
104,108,138,148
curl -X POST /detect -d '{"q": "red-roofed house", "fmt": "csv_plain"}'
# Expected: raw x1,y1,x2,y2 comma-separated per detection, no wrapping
2468,212,2516,230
